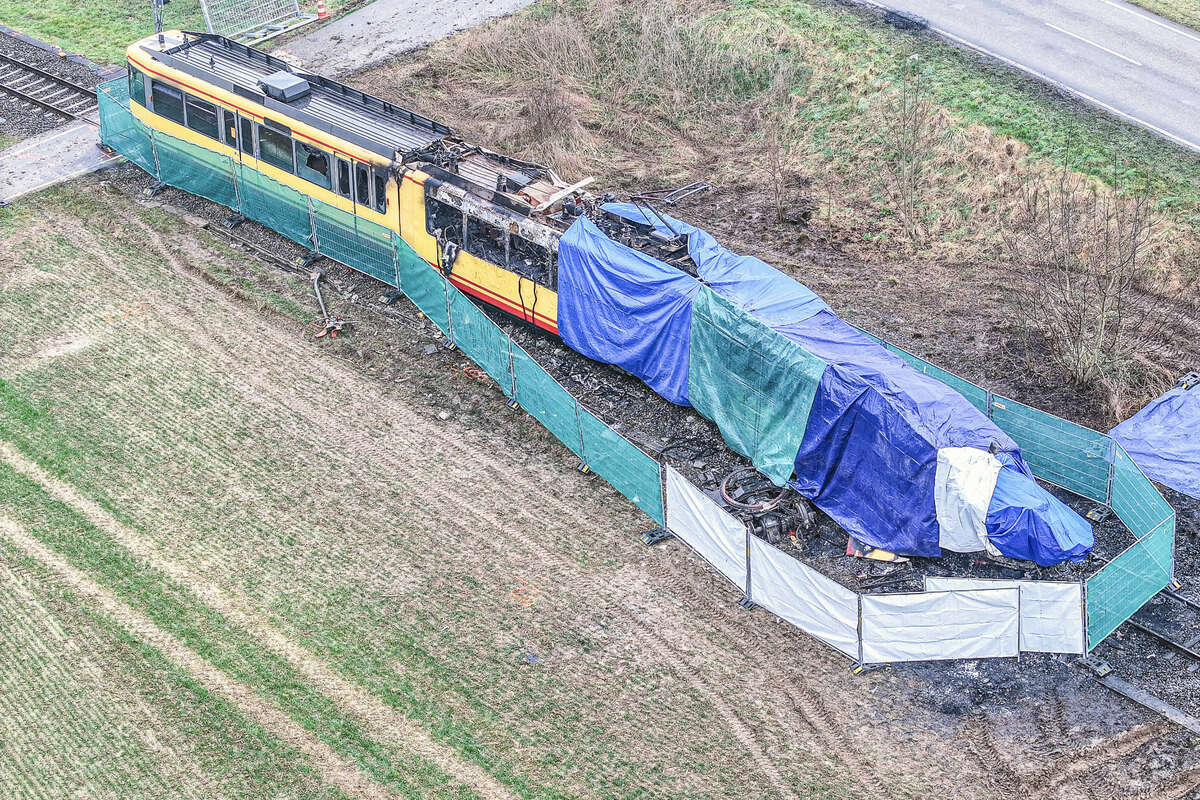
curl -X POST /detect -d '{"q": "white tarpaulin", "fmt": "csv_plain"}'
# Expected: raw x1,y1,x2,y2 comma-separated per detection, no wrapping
861,588,1019,663
748,536,859,658
934,446,1002,554
925,577,1084,654
665,466,747,590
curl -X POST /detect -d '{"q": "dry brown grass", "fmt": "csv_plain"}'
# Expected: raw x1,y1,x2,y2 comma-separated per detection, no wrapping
355,0,1200,411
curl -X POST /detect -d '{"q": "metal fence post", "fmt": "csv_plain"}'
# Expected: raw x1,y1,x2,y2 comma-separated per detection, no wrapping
149,129,162,181
306,196,319,253
744,528,753,605
856,594,865,667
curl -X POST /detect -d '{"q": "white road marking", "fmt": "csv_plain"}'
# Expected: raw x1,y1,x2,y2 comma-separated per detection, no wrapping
931,27,1200,152
1044,21,1144,65
1102,0,1200,46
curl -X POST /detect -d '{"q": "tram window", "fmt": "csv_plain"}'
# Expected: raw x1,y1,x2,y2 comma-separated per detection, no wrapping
296,142,331,189
509,234,554,285
258,125,294,173
373,169,387,214
239,116,254,155
184,95,219,140
221,109,237,148
151,80,184,125
335,159,352,199
465,216,507,265
425,196,462,243
354,163,371,208
129,67,145,107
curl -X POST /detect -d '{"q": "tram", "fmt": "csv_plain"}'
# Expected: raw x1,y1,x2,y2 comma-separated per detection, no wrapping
124,30,591,333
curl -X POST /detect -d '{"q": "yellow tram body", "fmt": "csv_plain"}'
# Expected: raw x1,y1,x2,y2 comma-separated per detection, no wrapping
125,31,562,333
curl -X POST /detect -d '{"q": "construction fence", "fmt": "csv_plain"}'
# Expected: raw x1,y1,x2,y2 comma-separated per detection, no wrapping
98,78,1173,661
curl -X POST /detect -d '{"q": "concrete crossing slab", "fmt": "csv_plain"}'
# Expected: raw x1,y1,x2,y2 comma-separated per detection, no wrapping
0,121,120,204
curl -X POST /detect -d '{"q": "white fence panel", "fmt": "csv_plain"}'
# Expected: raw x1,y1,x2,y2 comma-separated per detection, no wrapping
861,589,1019,663
665,467,746,590
748,536,859,658
925,577,1084,654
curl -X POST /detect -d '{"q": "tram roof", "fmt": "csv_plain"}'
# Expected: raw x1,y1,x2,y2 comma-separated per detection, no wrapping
141,32,451,159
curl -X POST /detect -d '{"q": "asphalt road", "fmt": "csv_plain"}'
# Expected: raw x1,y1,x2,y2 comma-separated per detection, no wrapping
874,0,1200,151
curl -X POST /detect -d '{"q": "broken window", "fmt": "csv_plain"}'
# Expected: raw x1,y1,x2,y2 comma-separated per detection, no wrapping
373,169,388,214
509,233,554,287
425,196,463,244
335,159,352,199
465,216,506,265
355,162,371,208
296,142,331,190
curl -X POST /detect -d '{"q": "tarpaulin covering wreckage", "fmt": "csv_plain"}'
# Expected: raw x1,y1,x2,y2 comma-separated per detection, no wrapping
1110,380,1200,500
556,203,1094,566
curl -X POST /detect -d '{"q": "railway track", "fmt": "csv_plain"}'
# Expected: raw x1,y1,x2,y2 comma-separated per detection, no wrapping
1129,589,1200,659
0,51,98,122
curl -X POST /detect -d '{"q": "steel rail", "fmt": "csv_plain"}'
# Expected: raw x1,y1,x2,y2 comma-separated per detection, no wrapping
0,51,98,122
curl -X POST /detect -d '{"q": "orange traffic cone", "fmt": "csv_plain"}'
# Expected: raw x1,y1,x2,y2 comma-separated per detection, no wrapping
316,0,328,19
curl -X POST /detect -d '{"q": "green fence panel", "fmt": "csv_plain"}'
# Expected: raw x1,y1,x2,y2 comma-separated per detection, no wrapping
1086,515,1175,647
989,395,1112,504
393,236,450,335
96,78,158,176
448,292,514,395
312,199,397,285
688,287,826,485
1110,443,1174,536
579,408,664,525
512,347,582,454
235,164,313,247
155,135,239,210
884,342,990,416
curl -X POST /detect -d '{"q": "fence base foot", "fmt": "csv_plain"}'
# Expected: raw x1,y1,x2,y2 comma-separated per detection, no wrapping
737,596,757,611
1078,654,1112,677
507,399,520,411
576,460,591,475
850,662,880,675
379,289,405,306
444,340,457,351
1085,506,1111,523
641,527,672,546
142,181,167,198
221,213,245,230
292,251,322,271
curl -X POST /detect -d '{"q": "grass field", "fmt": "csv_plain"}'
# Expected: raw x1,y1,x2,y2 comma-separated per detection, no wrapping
4,160,1187,797
0,184,888,799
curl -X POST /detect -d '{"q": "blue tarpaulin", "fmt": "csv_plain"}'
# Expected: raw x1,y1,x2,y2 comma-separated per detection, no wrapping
560,205,1093,564
985,458,1095,565
783,310,1025,557
602,202,831,326
1111,385,1200,500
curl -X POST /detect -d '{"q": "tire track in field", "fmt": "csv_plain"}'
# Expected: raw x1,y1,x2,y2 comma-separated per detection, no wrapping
1026,719,1168,799
0,444,521,800
0,515,398,800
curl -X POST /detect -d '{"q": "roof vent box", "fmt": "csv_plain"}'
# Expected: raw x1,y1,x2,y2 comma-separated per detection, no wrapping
257,71,311,103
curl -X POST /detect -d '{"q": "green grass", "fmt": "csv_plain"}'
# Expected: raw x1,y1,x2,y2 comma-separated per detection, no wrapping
0,454,484,800
0,537,352,799
3,0,354,66
747,0,1200,227
0,185,859,800
1125,0,1200,31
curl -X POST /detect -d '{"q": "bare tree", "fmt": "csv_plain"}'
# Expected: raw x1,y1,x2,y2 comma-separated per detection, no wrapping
1001,169,1184,393
876,55,947,247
